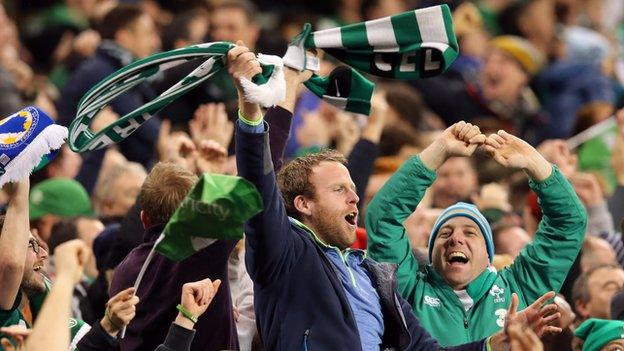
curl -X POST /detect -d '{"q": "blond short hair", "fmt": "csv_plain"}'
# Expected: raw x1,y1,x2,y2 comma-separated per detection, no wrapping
139,162,197,225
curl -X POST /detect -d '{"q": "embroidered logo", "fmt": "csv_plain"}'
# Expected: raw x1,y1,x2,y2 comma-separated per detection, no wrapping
495,308,507,328
424,295,441,308
489,284,506,303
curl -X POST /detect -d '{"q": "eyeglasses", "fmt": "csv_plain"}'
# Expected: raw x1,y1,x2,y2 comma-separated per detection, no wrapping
28,238,40,255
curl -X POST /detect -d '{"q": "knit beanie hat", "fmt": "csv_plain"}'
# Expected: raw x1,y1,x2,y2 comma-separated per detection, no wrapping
575,318,624,351
428,202,494,263
489,35,545,76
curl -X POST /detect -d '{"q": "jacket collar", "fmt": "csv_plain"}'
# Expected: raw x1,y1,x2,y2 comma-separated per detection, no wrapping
98,40,134,67
288,216,366,258
143,224,166,243
426,264,498,303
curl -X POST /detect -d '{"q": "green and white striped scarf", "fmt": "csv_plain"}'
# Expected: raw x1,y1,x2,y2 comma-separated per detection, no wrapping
284,4,458,115
68,5,457,153
68,42,285,153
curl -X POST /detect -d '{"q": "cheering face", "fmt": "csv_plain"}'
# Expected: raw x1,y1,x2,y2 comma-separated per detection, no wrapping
304,162,359,250
481,49,528,105
431,216,489,290
21,235,47,296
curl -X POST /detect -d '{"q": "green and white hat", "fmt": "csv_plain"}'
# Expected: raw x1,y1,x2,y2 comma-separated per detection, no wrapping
576,318,624,351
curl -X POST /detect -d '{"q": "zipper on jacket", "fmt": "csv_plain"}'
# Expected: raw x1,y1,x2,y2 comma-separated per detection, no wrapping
303,329,310,351
463,318,468,329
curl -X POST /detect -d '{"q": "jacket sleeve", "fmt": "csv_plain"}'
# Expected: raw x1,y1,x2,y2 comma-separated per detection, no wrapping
366,156,436,301
75,321,120,351
505,166,587,304
235,121,304,287
348,138,380,220
265,106,293,173
154,323,195,351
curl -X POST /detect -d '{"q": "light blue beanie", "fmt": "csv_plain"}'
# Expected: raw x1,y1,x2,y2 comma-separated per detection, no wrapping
428,202,494,263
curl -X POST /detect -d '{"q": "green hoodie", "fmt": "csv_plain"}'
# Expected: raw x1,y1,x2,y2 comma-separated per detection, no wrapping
366,156,587,347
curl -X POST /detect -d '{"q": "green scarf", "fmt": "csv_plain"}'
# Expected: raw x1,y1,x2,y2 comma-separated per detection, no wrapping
68,42,284,153
68,5,458,153
284,4,459,115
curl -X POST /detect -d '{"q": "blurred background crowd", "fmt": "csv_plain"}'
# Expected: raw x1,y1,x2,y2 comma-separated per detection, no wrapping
1,0,624,350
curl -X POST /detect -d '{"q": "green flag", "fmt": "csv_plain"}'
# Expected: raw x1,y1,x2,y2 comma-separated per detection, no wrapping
155,173,263,261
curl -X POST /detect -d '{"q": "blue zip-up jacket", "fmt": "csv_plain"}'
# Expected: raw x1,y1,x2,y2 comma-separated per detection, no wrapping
235,121,486,351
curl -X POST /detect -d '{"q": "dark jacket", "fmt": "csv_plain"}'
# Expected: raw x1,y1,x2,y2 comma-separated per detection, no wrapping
77,320,196,351
235,122,485,351
57,41,160,192
109,225,238,351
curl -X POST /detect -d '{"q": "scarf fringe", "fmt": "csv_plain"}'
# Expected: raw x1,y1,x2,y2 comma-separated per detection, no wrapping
0,125,68,186
239,54,286,108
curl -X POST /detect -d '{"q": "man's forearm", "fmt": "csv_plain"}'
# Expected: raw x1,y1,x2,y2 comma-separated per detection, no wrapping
523,152,552,182
419,139,448,171
277,75,300,114
26,274,74,351
237,90,262,123
0,180,30,309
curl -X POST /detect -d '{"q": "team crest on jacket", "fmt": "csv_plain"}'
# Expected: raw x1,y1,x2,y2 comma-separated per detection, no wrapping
494,308,507,327
489,284,505,303
424,295,441,308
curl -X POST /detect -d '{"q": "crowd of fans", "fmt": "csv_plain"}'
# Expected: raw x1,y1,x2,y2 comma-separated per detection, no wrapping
1,0,624,350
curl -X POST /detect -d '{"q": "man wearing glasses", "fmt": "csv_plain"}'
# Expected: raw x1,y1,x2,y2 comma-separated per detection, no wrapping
0,180,89,348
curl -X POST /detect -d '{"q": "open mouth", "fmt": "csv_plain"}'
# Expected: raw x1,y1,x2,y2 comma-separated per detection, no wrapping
446,251,469,265
344,212,357,226
484,75,501,89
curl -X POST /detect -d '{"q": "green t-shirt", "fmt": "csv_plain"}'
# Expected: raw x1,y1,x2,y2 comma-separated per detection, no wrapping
0,277,91,350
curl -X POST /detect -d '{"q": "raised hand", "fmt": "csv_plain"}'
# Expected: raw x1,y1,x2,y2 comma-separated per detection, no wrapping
101,287,139,337
335,111,360,156
195,139,228,174
420,121,485,170
488,291,561,351
569,172,604,207
483,130,534,169
227,40,262,123
445,121,485,156
175,278,222,330
505,291,562,338
189,103,234,150
537,139,577,177
91,107,119,134
227,41,262,93
508,323,544,351
53,239,90,284
484,130,552,181
360,91,389,144
157,119,196,170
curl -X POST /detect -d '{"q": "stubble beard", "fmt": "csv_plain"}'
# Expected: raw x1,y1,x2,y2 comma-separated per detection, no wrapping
21,270,46,298
309,207,354,250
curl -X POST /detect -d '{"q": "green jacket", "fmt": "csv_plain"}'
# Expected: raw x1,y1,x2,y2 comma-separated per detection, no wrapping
366,156,587,346
0,277,89,351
